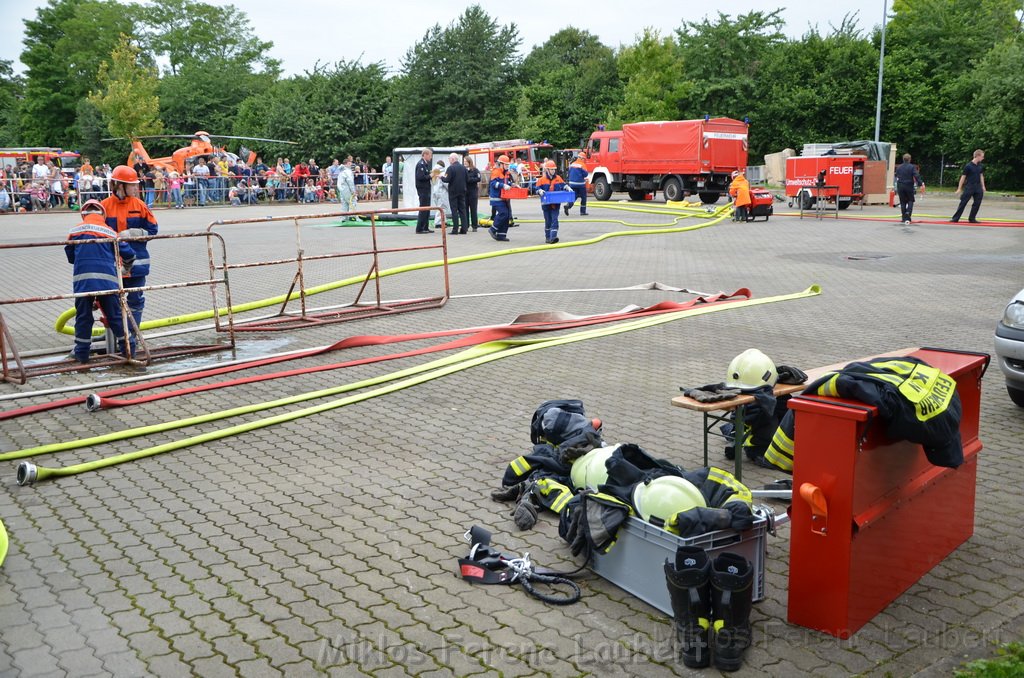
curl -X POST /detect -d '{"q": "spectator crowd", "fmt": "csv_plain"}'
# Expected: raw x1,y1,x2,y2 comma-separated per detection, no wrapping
0,153,396,214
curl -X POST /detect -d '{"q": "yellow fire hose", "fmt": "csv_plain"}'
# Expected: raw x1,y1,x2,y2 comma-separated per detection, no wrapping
17,284,820,484
54,203,733,336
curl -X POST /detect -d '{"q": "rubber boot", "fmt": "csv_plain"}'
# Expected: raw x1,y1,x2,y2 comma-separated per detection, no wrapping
664,546,712,668
710,552,754,672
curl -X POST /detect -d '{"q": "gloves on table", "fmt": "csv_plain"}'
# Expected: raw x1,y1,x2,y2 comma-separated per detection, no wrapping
776,364,808,385
681,382,741,403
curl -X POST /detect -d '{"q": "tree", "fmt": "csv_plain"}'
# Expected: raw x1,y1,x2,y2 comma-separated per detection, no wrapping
158,56,277,136
0,60,24,145
882,0,1021,164
234,60,394,163
89,34,163,139
941,37,1024,187
513,28,621,147
753,21,877,157
675,10,787,121
388,5,521,146
609,29,692,126
135,0,277,76
20,0,135,145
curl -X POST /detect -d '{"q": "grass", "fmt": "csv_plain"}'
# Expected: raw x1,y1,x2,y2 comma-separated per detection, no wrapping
955,642,1024,677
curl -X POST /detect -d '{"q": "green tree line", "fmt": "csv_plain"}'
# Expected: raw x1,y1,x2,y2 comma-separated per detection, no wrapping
2,0,1021,186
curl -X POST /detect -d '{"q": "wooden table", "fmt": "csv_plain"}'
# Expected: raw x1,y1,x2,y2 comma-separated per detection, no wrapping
671,348,919,481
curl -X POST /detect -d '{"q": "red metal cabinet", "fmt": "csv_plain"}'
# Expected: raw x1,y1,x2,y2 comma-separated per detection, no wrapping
787,348,987,638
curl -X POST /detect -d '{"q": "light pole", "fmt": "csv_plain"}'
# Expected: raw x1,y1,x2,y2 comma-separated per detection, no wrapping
874,0,889,142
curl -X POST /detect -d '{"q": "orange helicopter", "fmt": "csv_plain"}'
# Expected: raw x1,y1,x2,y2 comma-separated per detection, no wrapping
108,131,296,175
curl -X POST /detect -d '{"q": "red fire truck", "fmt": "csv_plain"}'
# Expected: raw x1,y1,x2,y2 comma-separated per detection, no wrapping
465,139,553,185
583,118,749,203
784,155,866,210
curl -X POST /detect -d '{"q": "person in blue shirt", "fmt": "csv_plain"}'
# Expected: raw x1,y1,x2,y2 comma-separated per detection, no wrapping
65,200,135,363
950,149,985,223
487,155,512,242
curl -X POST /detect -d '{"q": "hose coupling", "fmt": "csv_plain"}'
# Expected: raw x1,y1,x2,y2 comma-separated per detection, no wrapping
16,462,37,486
85,394,102,412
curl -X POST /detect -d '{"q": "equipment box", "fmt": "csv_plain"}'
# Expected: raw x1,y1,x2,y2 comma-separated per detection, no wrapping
539,189,575,205
749,189,774,221
590,508,769,615
500,187,528,199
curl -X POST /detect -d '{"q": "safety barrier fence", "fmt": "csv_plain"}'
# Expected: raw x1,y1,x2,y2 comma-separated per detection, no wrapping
0,171,396,213
203,206,450,331
0,231,235,383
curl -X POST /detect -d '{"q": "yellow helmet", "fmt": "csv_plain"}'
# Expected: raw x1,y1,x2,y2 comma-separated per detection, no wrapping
632,476,707,531
725,348,778,390
570,445,617,491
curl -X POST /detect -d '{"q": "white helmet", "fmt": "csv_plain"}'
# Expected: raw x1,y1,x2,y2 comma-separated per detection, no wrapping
725,348,778,390
569,444,618,491
632,476,707,532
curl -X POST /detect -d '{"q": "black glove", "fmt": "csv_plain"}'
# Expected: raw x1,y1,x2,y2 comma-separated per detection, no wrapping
490,482,525,503
121,257,135,277
512,496,539,530
563,500,590,557
776,365,808,385
682,384,741,403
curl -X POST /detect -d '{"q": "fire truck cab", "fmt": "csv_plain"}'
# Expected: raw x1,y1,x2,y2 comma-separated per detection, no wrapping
465,140,554,188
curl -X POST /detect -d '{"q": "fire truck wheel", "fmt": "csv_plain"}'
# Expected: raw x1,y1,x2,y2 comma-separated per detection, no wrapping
698,192,719,205
593,176,612,201
662,178,682,202
837,199,852,211
800,191,814,210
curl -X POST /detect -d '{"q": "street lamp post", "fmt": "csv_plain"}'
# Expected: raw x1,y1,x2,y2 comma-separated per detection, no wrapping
874,0,889,142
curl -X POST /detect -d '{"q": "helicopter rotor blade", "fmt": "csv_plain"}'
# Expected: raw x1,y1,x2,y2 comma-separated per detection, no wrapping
206,135,298,144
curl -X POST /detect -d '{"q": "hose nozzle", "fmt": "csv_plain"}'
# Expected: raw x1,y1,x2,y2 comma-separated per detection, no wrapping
16,462,37,486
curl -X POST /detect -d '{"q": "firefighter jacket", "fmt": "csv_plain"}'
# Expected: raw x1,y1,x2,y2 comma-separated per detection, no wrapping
100,195,158,276
765,356,963,473
488,168,508,206
567,160,589,187
504,441,754,538
65,214,136,294
729,175,751,207
723,385,790,457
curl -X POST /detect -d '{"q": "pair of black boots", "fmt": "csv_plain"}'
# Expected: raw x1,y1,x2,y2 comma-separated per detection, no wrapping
664,546,753,671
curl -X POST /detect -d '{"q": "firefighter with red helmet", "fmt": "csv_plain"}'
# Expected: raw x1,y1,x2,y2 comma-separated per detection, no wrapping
100,165,158,348
65,200,135,363
487,154,512,242
535,159,568,244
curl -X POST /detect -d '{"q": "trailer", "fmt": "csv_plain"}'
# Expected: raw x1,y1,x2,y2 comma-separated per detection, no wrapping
785,155,866,211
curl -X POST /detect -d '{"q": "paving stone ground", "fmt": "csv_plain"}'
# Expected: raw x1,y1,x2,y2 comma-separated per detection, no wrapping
1,194,1022,677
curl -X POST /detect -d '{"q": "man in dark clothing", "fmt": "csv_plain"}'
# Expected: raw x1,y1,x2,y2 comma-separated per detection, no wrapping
893,153,924,224
441,153,469,235
950,149,985,223
414,148,434,233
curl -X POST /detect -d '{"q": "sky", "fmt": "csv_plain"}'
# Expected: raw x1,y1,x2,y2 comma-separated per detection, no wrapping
0,0,887,77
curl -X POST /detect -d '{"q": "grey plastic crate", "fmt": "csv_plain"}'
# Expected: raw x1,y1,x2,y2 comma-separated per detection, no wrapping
590,508,768,615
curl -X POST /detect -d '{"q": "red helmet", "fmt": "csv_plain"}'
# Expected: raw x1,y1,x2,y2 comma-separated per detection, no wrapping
80,199,105,215
111,165,140,184
496,154,510,165
543,159,556,170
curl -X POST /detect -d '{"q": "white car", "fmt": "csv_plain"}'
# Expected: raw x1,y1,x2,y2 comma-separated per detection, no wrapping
995,286,1024,407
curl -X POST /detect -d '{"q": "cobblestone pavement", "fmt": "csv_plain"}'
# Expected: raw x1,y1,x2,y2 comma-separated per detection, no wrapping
1,194,1022,677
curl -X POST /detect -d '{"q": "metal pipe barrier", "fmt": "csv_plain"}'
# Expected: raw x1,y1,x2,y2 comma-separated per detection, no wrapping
0,231,235,383
204,206,449,331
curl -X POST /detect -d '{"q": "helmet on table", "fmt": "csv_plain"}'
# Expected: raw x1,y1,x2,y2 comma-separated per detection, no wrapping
725,348,778,390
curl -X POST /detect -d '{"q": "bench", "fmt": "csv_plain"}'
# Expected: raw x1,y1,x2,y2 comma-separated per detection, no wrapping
671,347,919,482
